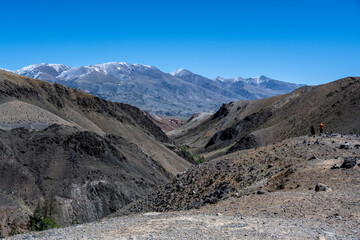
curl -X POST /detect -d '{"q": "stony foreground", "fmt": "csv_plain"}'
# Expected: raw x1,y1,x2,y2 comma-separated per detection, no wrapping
6,209,358,240
6,134,360,239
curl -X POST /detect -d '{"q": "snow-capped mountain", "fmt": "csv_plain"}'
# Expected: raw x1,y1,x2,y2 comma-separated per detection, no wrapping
171,69,239,99
14,63,304,116
177,70,304,100
15,63,70,82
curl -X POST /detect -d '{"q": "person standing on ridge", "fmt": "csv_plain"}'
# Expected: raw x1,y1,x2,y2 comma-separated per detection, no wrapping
311,125,315,135
319,123,324,134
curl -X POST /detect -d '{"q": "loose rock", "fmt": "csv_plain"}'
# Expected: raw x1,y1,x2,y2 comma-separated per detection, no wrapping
315,183,332,192
341,156,357,169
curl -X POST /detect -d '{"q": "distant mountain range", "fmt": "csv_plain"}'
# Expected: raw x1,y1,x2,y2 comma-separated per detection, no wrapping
13,63,304,116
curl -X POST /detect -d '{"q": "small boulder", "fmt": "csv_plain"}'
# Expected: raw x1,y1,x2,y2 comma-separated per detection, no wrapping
341,156,358,169
339,142,350,149
315,183,332,192
331,164,341,169
177,182,184,189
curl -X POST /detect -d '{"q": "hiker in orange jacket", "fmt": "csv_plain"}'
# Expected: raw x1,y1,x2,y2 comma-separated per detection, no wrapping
319,123,324,134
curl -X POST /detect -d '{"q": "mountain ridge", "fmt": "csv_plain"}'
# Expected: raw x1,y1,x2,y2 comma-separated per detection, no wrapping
14,62,304,116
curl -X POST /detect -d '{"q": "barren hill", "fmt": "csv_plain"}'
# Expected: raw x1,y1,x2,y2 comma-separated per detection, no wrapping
169,77,360,159
0,70,192,236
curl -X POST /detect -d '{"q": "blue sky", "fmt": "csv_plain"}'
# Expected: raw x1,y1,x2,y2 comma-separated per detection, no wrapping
0,0,359,85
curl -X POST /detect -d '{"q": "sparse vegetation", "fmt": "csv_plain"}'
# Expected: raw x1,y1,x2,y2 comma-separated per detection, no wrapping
195,156,206,164
28,195,59,231
179,145,190,153
179,145,205,164
179,145,194,159
8,220,19,236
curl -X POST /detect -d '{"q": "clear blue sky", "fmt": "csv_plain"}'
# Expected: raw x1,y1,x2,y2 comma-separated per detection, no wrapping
1,0,359,85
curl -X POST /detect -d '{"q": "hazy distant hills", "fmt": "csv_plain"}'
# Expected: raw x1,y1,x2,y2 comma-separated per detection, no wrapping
15,63,304,116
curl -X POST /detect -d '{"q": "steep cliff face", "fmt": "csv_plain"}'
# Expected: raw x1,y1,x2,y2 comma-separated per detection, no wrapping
0,70,191,236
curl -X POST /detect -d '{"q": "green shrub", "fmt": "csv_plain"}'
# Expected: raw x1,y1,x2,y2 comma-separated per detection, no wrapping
8,220,19,236
179,145,190,153
41,217,59,230
179,145,195,159
195,156,205,164
28,195,59,231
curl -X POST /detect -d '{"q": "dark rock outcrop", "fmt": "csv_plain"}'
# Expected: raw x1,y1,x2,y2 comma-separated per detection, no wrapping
227,134,258,153
341,157,358,169
212,104,229,120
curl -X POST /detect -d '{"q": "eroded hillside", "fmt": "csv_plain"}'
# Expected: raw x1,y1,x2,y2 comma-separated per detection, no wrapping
114,134,360,221
0,70,192,236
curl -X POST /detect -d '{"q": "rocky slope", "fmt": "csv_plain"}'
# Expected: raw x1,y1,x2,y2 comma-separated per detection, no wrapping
169,76,360,159
114,134,360,221
15,63,303,116
7,134,360,239
0,70,192,237
142,111,186,132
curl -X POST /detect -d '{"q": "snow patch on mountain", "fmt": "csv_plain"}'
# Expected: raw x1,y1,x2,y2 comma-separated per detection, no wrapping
0,68,13,73
57,62,159,83
14,62,304,116
215,75,271,86
171,68,193,77
15,63,71,81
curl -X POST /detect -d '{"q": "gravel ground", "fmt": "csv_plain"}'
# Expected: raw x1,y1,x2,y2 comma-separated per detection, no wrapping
6,208,359,240
3,212,352,239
